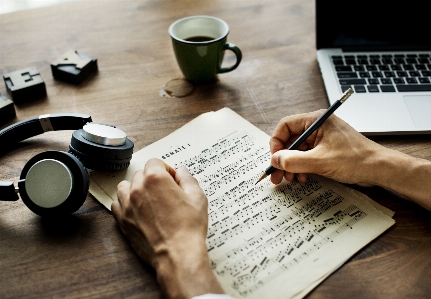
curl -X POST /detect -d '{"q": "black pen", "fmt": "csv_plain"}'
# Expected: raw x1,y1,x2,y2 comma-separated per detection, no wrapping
255,88,354,184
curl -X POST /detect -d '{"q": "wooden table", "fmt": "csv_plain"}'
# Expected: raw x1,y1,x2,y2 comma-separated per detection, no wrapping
1,0,431,298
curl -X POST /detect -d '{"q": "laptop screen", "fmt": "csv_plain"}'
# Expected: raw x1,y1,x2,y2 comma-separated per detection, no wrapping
316,0,431,51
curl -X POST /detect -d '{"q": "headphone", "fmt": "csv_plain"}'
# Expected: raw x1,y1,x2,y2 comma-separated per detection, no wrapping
0,113,134,217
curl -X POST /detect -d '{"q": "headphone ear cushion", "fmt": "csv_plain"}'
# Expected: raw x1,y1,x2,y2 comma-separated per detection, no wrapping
68,148,130,171
69,129,133,172
18,151,89,217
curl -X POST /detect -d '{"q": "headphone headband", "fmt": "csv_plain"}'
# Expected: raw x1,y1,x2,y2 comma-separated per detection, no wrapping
0,113,92,153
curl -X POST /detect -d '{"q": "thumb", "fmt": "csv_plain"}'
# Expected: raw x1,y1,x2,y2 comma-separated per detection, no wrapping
271,149,318,174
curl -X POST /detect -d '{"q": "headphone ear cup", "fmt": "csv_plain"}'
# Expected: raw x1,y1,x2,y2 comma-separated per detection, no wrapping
69,129,133,172
18,151,89,217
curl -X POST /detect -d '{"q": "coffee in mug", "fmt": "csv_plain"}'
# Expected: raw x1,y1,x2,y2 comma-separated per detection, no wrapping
168,15,242,83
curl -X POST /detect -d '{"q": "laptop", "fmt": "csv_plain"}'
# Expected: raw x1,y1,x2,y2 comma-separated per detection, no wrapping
316,0,431,135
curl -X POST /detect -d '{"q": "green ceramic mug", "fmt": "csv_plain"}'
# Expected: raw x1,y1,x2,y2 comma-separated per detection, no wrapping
168,15,242,83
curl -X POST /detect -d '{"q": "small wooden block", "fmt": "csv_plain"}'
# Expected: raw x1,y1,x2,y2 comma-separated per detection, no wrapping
0,93,16,123
3,66,47,103
51,50,98,84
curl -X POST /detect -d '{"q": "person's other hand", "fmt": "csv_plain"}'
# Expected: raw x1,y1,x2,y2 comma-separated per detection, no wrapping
269,110,383,186
112,158,224,299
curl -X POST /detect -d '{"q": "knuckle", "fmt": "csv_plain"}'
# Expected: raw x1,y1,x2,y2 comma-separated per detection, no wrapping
129,186,143,202
122,206,135,221
117,180,127,188
143,169,166,186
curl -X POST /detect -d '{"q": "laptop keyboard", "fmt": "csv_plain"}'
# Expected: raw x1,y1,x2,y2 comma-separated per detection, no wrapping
332,53,431,93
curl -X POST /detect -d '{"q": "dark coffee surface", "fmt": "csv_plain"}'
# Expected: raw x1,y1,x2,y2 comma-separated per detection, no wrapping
184,35,214,42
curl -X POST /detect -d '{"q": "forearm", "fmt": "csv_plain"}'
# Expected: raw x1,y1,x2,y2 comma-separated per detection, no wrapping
371,147,431,210
154,237,224,299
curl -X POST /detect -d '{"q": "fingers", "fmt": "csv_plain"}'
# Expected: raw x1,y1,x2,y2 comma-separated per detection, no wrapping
296,173,308,183
133,158,177,196
271,149,318,175
116,180,131,204
112,179,131,221
268,110,335,185
175,166,193,186
111,199,121,220
270,169,287,184
113,159,205,221
175,166,207,201
144,158,177,179
270,110,324,153
270,150,311,184
113,158,175,215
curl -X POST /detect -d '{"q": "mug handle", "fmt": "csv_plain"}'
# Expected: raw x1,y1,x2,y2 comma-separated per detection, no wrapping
218,43,242,74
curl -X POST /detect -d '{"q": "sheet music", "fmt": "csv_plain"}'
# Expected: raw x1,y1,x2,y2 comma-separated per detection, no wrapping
90,108,394,299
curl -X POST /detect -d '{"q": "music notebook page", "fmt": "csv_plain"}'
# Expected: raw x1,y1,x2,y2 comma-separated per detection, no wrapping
90,108,395,299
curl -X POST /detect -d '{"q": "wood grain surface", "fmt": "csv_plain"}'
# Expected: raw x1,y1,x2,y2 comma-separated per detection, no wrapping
1,0,431,298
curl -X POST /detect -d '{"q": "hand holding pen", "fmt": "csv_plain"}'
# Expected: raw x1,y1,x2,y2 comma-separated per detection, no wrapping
256,88,354,184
